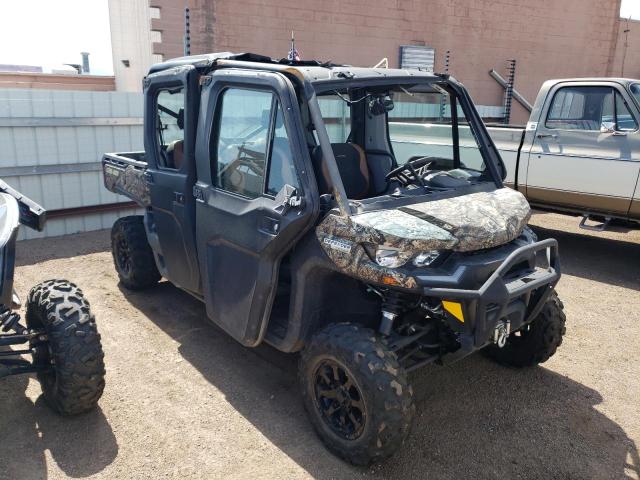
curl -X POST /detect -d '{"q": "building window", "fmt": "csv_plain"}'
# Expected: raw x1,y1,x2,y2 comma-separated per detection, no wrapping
150,7,161,19
151,30,162,43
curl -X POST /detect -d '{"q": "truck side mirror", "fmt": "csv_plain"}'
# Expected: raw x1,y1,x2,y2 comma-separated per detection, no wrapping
600,121,616,134
601,121,626,136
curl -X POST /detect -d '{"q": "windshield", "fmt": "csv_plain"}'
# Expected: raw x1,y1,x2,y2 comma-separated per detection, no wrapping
316,84,487,176
387,86,485,172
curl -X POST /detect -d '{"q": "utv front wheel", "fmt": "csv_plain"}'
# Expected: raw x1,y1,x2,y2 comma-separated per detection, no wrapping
484,290,566,367
299,323,415,465
26,280,105,415
111,216,160,290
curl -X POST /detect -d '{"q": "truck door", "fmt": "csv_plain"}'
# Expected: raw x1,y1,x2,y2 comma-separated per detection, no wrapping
193,70,317,346
144,65,201,293
526,83,640,215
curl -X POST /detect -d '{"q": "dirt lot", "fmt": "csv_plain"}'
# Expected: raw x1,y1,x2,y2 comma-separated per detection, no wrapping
0,210,638,480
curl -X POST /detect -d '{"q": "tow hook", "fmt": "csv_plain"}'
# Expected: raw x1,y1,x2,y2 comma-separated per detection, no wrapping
493,321,511,348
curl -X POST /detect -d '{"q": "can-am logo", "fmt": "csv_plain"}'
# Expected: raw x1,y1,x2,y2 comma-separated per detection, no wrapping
323,236,352,253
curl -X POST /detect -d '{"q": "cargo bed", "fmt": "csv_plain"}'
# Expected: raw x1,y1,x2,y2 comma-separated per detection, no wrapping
102,152,150,207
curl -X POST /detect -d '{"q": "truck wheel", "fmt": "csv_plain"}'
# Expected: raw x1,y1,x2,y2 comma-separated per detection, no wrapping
484,290,566,367
111,216,160,290
299,323,415,465
26,280,105,415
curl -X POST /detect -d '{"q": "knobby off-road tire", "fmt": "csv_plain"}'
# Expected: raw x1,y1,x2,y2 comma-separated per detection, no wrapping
484,290,566,367
299,323,415,465
111,216,160,290
26,280,105,415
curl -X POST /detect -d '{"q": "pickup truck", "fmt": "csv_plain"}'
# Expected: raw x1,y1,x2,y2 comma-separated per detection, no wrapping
490,78,640,229
388,78,640,229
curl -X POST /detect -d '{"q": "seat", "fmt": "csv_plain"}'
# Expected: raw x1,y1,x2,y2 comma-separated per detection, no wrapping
166,140,184,169
311,143,370,199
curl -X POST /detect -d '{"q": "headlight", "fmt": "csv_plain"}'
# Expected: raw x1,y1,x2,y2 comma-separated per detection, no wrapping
367,245,444,269
374,246,406,268
412,250,442,267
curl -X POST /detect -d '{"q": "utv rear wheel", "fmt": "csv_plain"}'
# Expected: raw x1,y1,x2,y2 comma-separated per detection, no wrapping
484,290,566,367
111,216,160,290
26,280,105,415
299,323,414,465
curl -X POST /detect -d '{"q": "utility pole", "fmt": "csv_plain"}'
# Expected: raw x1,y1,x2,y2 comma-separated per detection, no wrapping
622,16,631,77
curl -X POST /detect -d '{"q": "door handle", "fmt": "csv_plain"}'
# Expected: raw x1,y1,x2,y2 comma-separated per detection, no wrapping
259,216,280,235
536,133,558,139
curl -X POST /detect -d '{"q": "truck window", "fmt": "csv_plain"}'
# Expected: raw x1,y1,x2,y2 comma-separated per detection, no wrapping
614,92,638,131
546,86,637,132
214,88,299,198
156,88,185,169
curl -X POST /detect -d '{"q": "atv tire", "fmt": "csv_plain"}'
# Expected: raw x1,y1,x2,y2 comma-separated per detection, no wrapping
484,290,566,367
299,323,415,465
111,215,160,290
26,280,105,415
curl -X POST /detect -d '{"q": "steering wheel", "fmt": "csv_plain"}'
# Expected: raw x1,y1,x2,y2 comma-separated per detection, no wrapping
385,156,434,187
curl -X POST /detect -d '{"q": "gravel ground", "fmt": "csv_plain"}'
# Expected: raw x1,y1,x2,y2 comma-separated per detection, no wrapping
0,210,638,480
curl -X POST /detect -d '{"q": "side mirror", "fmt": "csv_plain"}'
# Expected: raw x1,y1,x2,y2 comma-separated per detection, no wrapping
600,121,627,136
274,184,304,215
600,121,616,134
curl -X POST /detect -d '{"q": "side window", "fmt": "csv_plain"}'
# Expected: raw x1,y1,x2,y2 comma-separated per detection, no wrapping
546,86,638,132
614,92,638,131
214,88,299,198
156,87,185,169
267,103,300,195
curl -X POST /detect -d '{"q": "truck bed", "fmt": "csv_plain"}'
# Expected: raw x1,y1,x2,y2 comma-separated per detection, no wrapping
484,125,526,187
102,152,150,207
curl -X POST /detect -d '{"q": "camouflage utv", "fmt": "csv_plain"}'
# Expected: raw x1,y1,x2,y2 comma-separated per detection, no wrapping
103,52,565,465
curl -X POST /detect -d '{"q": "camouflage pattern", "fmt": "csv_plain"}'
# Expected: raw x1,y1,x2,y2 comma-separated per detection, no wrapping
316,188,530,288
103,163,150,207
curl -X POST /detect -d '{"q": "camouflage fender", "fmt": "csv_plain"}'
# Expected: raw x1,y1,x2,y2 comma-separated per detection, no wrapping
103,164,150,207
316,188,531,287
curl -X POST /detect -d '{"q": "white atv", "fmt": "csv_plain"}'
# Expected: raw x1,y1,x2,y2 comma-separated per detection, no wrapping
0,179,104,415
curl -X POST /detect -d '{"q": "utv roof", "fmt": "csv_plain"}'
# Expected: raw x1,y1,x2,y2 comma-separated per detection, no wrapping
147,51,445,89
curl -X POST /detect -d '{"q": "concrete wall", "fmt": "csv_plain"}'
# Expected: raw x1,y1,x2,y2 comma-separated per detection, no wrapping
148,0,623,124
108,0,156,92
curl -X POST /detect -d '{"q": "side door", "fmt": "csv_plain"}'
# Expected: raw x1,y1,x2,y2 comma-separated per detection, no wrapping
193,70,317,346
144,65,201,293
526,83,640,215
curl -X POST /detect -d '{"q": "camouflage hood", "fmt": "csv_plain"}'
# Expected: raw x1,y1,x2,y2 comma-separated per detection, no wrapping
316,188,531,288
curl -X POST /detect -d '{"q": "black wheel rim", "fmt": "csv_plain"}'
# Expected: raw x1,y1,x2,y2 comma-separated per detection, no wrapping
115,236,132,275
313,359,366,440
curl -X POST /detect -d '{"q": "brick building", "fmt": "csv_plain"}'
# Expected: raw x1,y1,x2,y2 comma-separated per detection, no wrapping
108,0,640,123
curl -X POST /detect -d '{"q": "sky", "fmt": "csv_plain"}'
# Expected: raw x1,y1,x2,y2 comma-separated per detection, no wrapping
0,0,114,75
621,0,640,19
0,0,639,76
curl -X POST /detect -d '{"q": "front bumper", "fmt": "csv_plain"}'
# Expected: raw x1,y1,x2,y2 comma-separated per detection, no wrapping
419,239,561,359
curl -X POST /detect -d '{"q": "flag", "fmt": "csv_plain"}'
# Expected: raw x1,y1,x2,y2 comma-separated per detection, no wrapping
288,31,301,61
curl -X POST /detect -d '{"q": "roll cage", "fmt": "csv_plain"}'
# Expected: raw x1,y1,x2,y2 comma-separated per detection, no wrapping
147,53,508,216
